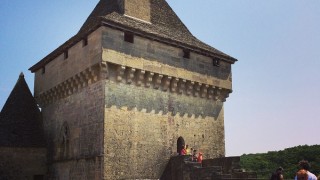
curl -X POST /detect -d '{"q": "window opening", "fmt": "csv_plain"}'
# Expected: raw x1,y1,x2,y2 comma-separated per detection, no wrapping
124,32,134,43
213,58,220,67
183,49,190,59
64,51,68,59
82,37,88,47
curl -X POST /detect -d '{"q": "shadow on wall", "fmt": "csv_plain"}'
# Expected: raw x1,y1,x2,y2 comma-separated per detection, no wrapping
106,88,224,119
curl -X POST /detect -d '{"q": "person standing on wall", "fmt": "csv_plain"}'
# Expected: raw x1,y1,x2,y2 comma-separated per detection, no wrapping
197,152,203,163
185,145,191,155
180,145,186,155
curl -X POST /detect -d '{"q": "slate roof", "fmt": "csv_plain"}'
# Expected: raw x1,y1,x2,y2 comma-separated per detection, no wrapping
0,73,46,147
29,0,237,72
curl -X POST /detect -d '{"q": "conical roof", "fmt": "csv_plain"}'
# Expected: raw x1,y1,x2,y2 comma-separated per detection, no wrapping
0,73,46,147
30,0,236,72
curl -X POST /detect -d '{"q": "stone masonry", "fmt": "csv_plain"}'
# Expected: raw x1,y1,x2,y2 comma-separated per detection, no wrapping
27,0,237,179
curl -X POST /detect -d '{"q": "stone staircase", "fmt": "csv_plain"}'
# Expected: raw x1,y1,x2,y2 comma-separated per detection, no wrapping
161,156,257,180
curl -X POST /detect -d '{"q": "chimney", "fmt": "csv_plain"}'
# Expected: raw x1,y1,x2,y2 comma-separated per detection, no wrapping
117,0,151,22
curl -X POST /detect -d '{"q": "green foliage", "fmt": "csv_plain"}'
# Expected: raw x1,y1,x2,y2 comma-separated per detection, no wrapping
240,145,320,179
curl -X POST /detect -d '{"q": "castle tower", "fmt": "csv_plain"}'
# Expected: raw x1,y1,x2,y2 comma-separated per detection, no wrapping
29,0,236,179
0,73,46,179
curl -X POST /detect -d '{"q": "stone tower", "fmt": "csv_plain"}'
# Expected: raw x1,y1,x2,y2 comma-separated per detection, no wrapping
0,73,46,179
29,0,236,179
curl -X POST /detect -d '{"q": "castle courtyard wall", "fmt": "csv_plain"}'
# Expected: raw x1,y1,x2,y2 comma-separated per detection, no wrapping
0,147,47,180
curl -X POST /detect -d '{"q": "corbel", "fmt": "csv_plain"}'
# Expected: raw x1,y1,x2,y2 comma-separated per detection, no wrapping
200,84,209,98
208,86,215,99
193,82,201,97
153,74,163,89
145,72,154,88
99,62,109,80
136,70,146,86
214,88,222,101
178,79,186,94
162,76,172,91
117,66,126,82
186,81,195,96
170,77,179,93
126,67,136,84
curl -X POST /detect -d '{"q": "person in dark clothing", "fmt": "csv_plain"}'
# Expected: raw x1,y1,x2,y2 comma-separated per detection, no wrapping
270,167,284,180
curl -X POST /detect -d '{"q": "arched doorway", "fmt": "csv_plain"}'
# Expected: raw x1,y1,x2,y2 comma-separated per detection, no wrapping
177,136,185,154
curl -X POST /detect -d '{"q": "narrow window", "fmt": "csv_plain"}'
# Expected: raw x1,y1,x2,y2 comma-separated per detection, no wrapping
41,67,46,74
124,32,134,43
58,122,70,159
183,49,190,59
64,50,68,59
213,58,220,67
82,37,88,47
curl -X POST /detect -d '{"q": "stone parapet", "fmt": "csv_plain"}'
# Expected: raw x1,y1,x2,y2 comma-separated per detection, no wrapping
36,62,107,106
108,63,231,102
103,48,232,90
37,60,231,107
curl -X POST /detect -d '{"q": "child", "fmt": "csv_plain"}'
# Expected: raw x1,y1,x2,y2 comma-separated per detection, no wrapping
192,149,198,162
197,152,203,163
180,145,186,155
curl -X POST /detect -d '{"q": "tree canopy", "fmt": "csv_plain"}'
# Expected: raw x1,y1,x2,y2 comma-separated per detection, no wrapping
240,145,320,179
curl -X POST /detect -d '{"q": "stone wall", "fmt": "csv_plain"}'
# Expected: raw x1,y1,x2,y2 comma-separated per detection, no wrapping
33,26,106,179
32,24,232,179
41,81,105,179
102,27,232,90
101,26,230,179
103,80,225,179
0,147,47,180
48,157,103,180
34,27,103,96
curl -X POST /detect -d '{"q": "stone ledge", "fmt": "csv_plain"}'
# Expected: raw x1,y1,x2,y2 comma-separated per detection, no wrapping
36,62,106,106
102,49,232,89
36,61,231,107
108,62,231,102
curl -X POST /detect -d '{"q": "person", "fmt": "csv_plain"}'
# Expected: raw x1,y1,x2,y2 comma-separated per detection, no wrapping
186,145,191,155
270,167,284,180
317,175,320,180
296,169,308,180
192,149,198,162
294,160,317,180
180,145,186,155
197,152,203,163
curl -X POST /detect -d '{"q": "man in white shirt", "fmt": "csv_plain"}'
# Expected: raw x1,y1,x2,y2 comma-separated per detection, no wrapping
294,160,317,180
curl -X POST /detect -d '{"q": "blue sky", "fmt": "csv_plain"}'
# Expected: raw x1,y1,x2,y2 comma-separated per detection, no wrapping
0,0,319,156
